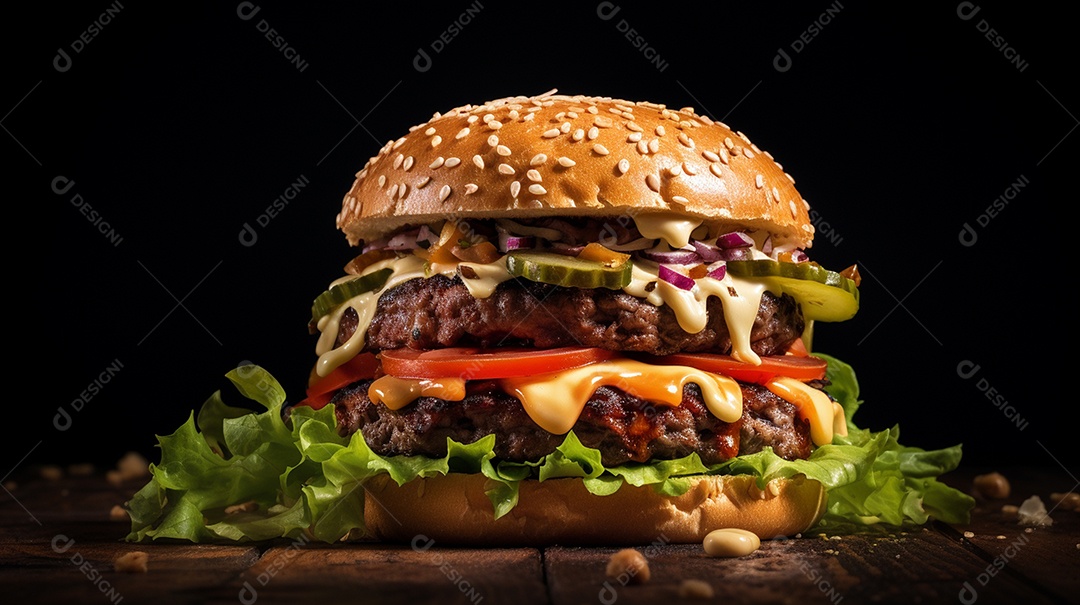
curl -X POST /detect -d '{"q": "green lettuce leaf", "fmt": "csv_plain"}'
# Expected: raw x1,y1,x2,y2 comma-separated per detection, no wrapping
126,356,973,543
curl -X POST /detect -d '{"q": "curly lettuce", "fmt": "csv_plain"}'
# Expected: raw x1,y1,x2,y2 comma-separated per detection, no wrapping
126,357,973,543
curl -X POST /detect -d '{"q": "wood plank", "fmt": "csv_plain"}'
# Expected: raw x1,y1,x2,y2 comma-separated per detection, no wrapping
940,464,1080,603
544,527,1058,605
199,543,547,605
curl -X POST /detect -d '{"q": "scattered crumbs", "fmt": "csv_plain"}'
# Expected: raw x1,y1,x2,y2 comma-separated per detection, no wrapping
114,551,149,573
829,536,842,541
678,579,714,599
963,531,975,539
67,463,95,477
110,505,129,521
3,480,15,491
1001,504,1019,520
1017,495,1054,527
107,451,150,486
1023,528,1033,534
40,465,63,481
606,549,650,585
895,554,901,559
996,535,1007,540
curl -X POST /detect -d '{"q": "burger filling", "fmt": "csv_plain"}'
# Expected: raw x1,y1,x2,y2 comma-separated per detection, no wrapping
307,214,856,467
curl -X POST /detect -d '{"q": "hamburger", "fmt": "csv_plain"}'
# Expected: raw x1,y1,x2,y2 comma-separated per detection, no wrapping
126,91,974,546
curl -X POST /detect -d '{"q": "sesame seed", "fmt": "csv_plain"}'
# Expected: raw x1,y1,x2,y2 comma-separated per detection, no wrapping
393,137,407,149
510,181,521,197
718,149,730,165
558,156,576,167
444,157,461,168
588,126,599,140
393,154,404,169
497,145,512,157
398,184,408,199
710,163,723,178
488,120,502,130
473,155,485,169
439,184,451,202
667,165,683,177
755,174,765,188
465,183,479,195
560,122,572,134
416,176,431,189
387,183,398,198
522,112,535,121
488,135,499,147
626,121,643,132
498,163,515,175
530,153,548,166
430,157,445,169
467,115,479,124
789,200,798,218
455,127,470,139
646,174,660,192
744,148,755,159
425,127,437,136
431,135,443,147
637,140,649,154
703,150,719,162
482,113,494,122
377,174,387,188
773,187,781,202
655,125,666,136
678,133,694,148
587,105,599,114
786,172,796,184
627,132,643,143
648,138,659,153
683,163,698,175
617,159,630,174
572,128,585,141
527,169,542,182
567,111,579,119
542,128,561,138
403,156,414,171
594,116,613,128
593,144,610,156
672,195,689,205
528,184,547,195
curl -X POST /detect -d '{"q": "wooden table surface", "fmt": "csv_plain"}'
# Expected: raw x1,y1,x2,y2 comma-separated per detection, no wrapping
2,464,1076,604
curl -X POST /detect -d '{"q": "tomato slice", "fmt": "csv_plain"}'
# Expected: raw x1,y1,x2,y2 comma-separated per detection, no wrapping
651,353,827,384
296,352,379,410
379,346,616,380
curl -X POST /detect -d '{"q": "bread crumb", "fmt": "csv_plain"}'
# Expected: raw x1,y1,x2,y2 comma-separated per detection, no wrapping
224,501,258,514
117,452,150,481
114,551,148,573
3,480,15,491
973,472,1010,499
1017,496,1054,527
110,505,129,521
963,531,975,539
1050,492,1080,511
1001,504,1019,520
40,465,63,481
606,549,650,585
678,579,714,599
67,463,95,477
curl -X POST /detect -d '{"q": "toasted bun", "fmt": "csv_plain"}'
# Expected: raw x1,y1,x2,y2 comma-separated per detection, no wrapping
362,473,827,546
337,90,814,248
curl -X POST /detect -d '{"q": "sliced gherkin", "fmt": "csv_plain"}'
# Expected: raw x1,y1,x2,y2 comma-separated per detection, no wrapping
506,251,632,289
726,260,859,322
310,268,393,324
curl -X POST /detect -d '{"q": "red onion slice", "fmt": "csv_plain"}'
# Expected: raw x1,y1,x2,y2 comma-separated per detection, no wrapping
706,261,727,280
638,247,702,265
719,247,753,261
717,231,754,248
692,240,722,262
658,265,695,290
386,228,421,250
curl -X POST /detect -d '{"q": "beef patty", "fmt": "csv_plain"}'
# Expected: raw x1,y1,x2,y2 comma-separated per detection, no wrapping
330,380,813,467
340,274,804,357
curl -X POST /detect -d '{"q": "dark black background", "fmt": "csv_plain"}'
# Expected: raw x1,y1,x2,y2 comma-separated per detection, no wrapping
9,2,1074,475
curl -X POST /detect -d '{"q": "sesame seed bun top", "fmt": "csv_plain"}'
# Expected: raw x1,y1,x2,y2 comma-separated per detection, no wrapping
337,90,815,248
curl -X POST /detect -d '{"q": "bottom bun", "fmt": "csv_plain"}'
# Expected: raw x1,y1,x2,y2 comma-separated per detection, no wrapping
362,472,827,546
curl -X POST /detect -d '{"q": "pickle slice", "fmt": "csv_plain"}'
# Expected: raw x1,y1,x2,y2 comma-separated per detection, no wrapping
311,267,393,324
726,260,859,322
506,251,632,289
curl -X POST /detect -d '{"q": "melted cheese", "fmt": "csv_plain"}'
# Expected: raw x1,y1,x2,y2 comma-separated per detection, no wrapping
634,212,702,248
368,375,465,409
764,377,837,446
500,359,742,435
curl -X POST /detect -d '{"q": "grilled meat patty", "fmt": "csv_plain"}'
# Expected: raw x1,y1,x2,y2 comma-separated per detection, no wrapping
338,275,804,357
331,380,813,467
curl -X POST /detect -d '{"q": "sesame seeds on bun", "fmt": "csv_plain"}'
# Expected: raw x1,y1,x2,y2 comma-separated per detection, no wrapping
337,90,816,248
